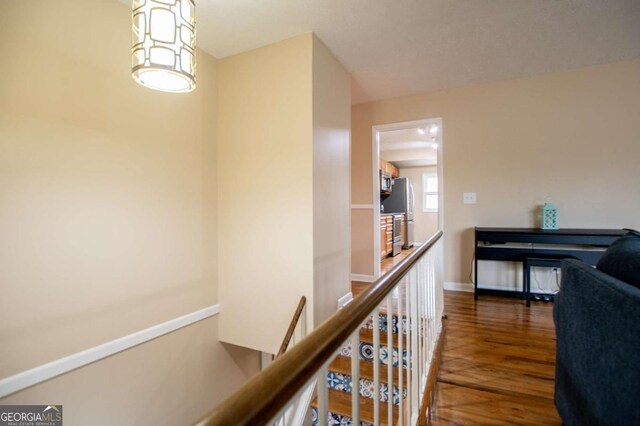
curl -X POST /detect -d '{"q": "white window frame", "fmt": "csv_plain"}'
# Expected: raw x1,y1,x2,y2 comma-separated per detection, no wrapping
422,173,438,213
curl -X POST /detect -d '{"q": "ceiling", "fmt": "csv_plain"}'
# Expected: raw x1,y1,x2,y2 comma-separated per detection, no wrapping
380,127,438,168
125,0,640,103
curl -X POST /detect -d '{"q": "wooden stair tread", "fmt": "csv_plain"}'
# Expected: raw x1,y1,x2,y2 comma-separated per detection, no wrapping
312,388,399,425
329,355,407,387
360,327,407,348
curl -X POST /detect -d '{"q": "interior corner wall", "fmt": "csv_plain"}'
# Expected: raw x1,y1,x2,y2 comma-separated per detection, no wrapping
0,0,259,423
217,34,315,353
311,36,352,326
351,60,640,285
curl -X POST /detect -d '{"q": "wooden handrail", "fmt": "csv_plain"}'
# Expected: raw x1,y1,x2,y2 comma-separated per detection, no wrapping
276,296,307,359
194,230,443,426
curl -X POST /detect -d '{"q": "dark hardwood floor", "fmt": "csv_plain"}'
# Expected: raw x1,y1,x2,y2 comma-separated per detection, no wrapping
351,283,561,424
431,291,561,425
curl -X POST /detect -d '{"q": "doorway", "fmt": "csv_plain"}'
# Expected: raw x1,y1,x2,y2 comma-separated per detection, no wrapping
372,118,444,278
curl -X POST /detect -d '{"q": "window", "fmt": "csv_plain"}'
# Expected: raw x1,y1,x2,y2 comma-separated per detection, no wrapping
422,173,438,212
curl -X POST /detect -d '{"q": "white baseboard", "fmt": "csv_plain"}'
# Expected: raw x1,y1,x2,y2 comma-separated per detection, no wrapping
444,281,474,292
0,304,220,399
477,283,520,292
337,292,353,309
351,273,375,283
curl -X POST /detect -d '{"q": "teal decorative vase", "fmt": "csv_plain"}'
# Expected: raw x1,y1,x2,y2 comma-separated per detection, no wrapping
541,202,558,230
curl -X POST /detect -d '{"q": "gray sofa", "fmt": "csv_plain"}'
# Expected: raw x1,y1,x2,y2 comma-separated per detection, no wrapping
554,230,640,425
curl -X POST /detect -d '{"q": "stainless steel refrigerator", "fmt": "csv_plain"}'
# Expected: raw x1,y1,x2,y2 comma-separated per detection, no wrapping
382,177,415,248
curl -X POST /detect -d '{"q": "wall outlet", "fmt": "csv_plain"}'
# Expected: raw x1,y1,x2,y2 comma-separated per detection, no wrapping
463,192,477,204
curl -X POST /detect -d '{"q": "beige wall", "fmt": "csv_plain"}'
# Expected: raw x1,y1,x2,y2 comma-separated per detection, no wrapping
352,60,640,283
217,34,351,350
399,166,439,243
312,36,352,325
351,106,375,206
351,208,375,278
0,0,259,422
217,34,315,353
1,316,258,425
351,106,376,277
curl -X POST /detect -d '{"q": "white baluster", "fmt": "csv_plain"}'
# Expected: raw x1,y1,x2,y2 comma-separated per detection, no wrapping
351,332,360,425
425,255,430,377
373,307,380,425
434,249,438,350
428,252,434,362
405,277,412,424
437,239,444,328
423,257,428,388
431,249,436,358
424,254,430,368
411,266,419,422
386,295,393,425
397,282,404,426
317,366,328,426
418,258,425,389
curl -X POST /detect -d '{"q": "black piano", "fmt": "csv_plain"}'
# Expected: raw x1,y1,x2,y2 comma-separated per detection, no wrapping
474,227,628,299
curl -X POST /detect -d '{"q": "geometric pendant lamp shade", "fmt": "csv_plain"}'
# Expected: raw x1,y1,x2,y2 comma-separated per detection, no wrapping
131,0,196,93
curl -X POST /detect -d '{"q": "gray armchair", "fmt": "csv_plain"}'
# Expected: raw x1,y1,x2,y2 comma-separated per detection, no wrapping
554,240,640,425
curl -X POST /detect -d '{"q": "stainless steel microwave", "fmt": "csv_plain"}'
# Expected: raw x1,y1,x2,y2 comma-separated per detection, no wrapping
380,170,392,194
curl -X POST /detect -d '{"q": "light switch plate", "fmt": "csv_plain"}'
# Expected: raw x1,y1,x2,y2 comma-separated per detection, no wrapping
463,192,477,204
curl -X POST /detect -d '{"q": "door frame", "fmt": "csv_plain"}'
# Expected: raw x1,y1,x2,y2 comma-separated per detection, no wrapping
372,118,444,279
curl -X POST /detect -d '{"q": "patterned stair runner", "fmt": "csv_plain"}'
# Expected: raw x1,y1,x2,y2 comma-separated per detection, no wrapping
312,311,409,425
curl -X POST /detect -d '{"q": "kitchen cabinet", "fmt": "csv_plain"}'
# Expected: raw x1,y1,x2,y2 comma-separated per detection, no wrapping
380,213,406,260
380,159,399,179
386,227,393,254
380,214,394,257
389,163,400,179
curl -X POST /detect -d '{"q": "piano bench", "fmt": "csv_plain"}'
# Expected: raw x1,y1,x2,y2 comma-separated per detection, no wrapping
523,256,566,307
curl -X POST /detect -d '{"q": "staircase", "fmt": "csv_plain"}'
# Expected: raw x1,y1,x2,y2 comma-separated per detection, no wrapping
194,232,444,426
311,312,411,426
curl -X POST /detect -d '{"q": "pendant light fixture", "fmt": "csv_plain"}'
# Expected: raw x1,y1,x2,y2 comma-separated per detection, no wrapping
131,0,196,93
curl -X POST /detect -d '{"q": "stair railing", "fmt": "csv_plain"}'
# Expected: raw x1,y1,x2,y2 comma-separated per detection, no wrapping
276,296,307,359
195,230,444,426
273,295,311,426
